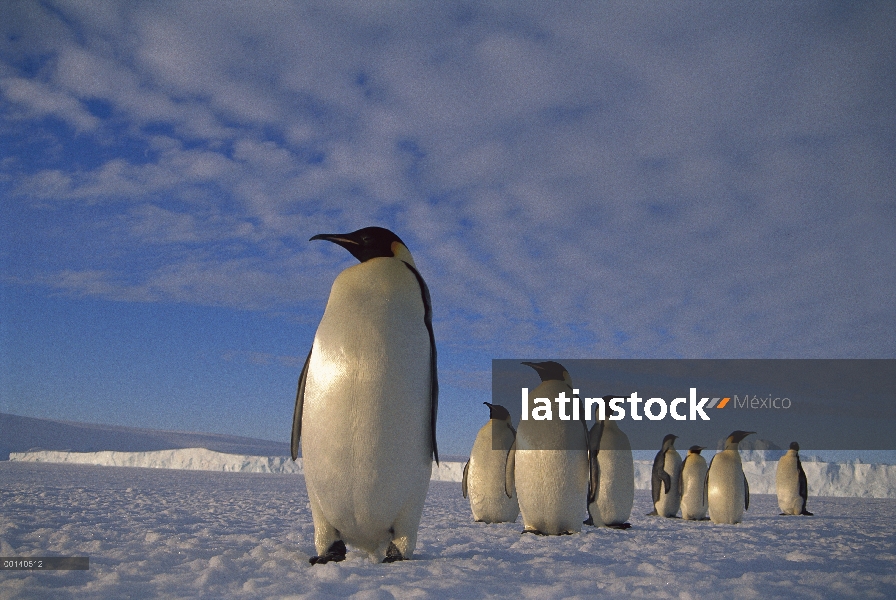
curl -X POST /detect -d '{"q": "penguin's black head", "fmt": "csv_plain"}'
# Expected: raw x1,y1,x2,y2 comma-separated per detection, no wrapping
790,441,800,451
311,227,408,263
521,361,569,383
726,430,756,445
688,445,705,454
661,433,678,449
484,402,511,421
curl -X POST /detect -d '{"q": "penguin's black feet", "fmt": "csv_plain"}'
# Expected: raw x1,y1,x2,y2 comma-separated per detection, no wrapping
309,540,347,565
800,510,814,516
382,542,405,563
521,528,547,536
607,522,632,530
583,516,595,526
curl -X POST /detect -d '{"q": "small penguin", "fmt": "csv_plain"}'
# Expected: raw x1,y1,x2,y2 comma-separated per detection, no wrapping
648,434,682,517
505,361,593,535
462,402,520,523
776,442,813,516
585,396,634,529
291,227,438,564
705,430,754,524
679,446,709,520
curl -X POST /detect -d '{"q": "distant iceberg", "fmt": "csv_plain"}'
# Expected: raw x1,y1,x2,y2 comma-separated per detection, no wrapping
9,448,895,499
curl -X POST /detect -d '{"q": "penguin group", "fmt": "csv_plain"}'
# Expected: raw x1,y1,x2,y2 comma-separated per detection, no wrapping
644,430,754,524
290,227,813,565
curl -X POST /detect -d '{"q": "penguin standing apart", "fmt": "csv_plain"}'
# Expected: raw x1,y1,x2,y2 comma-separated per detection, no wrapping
679,446,709,520
506,361,593,535
462,402,519,523
705,430,754,524
776,442,813,516
585,396,634,529
648,434,682,517
291,227,438,564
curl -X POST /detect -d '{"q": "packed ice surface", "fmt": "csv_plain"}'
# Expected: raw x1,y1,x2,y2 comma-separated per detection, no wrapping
1,462,895,599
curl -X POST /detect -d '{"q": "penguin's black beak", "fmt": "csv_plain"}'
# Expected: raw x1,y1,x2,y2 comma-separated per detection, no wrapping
311,233,358,245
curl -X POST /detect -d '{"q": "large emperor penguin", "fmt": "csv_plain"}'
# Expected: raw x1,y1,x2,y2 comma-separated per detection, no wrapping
776,442,813,516
705,430,754,524
585,396,634,529
648,434,682,517
506,361,593,535
291,226,438,564
679,446,709,520
462,402,519,523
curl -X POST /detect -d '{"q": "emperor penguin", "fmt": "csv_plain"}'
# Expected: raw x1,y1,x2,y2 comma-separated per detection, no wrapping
705,430,754,524
462,402,519,523
776,442,813,516
584,396,634,529
505,361,593,535
648,434,682,517
679,446,709,520
291,226,438,564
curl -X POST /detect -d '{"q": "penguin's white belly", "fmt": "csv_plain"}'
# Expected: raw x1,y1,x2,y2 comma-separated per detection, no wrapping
593,437,634,525
468,424,519,523
776,454,803,515
708,453,745,524
515,447,589,534
302,261,431,551
680,459,708,520
655,452,682,517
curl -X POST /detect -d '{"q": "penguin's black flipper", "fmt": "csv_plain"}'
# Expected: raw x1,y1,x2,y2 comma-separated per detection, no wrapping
744,473,750,510
678,454,689,499
309,540,346,565
461,460,470,499
651,448,670,504
504,440,516,499
291,348,313,461
587,430,600,506
583,515,594,526
404,263,439,466
797,455,809,512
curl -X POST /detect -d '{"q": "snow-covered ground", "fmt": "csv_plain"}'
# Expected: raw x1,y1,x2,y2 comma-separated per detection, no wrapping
9,448,895,498
1,461,894,599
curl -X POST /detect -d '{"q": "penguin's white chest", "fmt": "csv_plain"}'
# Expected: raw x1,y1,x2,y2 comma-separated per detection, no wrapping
776,452,803,514
468,422,519,523
593,427,634,525
680,456,708,520
302,259,432,528
655,450,682,516
708,452,745,523
514,381,589,534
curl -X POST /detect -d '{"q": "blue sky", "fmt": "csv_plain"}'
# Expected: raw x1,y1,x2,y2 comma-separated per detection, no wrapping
1,1,894,457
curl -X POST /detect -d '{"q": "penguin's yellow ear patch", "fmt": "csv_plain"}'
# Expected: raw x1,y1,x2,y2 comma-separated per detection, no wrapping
391,241,416,267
